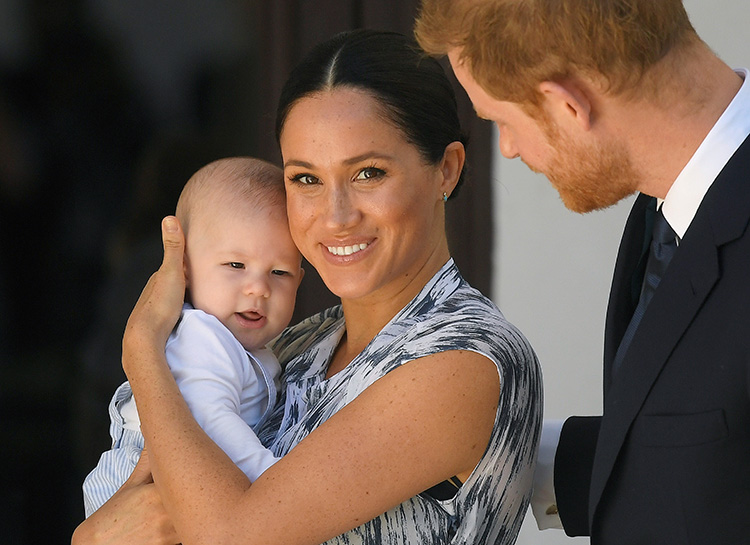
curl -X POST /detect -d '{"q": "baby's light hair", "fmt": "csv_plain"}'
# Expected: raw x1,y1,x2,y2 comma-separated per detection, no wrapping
176,157,285,235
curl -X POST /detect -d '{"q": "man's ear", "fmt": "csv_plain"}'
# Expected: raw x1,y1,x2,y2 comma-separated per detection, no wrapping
539,80,592,131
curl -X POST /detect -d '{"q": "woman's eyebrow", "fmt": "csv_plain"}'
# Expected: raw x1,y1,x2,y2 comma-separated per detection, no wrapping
284,152,394,169
342,152,394,165
283,159,314,169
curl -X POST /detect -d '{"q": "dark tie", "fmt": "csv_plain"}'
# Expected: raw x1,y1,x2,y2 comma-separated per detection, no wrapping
612,207,678,373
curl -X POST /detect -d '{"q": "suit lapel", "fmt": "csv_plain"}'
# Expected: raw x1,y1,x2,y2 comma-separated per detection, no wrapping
589,136,750,524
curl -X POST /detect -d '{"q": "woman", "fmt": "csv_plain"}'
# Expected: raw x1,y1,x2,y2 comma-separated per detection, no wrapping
73,29,542,545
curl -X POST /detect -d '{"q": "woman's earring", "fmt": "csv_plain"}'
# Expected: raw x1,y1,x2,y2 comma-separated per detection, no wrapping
443,192,448,202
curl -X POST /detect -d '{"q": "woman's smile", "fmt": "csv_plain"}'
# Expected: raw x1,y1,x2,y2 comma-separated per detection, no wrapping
326,242,370,256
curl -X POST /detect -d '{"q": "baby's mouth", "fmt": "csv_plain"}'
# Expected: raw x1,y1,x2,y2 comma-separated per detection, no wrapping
237,311,263,322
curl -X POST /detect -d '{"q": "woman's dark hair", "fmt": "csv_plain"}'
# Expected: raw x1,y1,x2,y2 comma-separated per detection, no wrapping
275,29,467,194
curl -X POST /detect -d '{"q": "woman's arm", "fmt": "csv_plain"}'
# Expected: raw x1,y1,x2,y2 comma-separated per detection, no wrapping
124,217,501,545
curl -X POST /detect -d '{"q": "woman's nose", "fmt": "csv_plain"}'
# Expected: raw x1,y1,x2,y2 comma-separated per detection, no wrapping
324,186,359,229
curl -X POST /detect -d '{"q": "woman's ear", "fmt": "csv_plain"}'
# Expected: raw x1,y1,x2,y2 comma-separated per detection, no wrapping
538,80,592,131
439,141,466,198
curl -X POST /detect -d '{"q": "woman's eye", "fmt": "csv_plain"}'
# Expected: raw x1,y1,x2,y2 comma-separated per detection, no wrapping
227,262,245,269
289,173,319,185
355,167,385,181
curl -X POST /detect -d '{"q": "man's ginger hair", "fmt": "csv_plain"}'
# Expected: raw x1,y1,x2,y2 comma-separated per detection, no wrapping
415,0,700,105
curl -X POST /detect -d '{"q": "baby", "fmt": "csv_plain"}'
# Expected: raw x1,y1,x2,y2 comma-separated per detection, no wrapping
83,157,303,516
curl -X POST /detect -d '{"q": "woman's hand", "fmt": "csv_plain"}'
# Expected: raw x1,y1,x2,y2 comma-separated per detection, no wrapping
71,449,179,545
122,217,186,377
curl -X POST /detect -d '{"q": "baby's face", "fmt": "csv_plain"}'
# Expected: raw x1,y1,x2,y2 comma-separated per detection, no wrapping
185,203,302,351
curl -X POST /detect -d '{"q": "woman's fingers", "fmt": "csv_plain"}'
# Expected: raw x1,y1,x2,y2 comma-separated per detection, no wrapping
160,216,185,281
124,217,186,344
151,216,187,321
128,447,154,486
71,475,179,545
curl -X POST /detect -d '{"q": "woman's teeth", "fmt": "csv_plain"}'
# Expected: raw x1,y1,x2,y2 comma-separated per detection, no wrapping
327,243,368,256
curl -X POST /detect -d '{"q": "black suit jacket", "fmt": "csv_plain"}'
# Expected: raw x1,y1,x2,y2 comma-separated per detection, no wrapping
554,136,750,544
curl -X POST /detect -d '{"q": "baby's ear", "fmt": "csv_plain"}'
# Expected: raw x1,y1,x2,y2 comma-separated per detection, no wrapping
182,254,191,288
297,266,305,286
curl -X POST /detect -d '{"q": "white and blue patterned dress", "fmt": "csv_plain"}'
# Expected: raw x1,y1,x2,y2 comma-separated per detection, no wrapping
258,259,542,544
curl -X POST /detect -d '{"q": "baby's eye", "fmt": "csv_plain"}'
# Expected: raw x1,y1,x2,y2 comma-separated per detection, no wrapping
226,262,245,269
289,173,320,185
355,167,385,181
271,269,290,276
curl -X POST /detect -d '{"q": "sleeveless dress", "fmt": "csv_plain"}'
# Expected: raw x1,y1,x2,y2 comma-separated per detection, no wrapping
258,259,542,544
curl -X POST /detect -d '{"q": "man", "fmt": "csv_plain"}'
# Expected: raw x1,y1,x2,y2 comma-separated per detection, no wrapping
416,1,750,543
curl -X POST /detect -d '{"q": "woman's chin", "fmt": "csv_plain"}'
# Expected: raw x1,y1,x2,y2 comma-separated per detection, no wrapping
323,282,371,301
315,270,374,301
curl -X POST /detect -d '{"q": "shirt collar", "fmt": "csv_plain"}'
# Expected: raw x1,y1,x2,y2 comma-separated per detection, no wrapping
661,68,750,238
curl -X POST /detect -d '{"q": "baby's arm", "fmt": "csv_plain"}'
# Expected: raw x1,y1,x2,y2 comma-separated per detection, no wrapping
81,382,144,517
166,309,280,482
